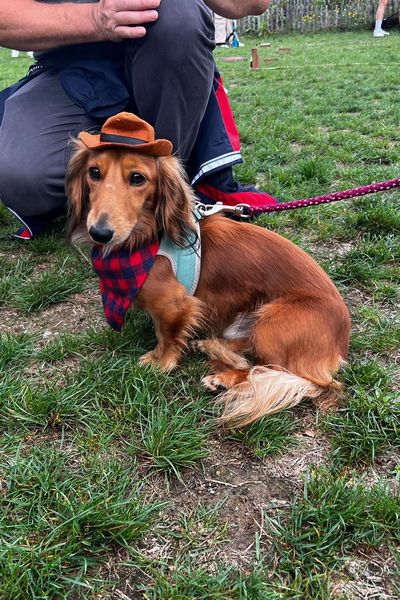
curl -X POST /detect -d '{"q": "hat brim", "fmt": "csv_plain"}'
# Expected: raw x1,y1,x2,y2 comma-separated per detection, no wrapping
79,131,173,156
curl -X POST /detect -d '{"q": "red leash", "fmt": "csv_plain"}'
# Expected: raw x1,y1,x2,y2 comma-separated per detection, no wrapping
246,177,400,217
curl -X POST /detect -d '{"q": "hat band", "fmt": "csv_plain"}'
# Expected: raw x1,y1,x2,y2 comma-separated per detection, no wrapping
100,133,149,146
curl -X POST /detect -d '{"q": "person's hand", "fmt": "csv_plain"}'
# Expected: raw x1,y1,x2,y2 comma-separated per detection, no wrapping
91,0,161,41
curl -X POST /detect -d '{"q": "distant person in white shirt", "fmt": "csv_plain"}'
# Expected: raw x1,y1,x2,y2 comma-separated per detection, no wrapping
373,0,389,36
214,13,233,46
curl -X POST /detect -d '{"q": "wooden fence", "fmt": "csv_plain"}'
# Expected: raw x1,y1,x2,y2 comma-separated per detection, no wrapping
237,0,398,33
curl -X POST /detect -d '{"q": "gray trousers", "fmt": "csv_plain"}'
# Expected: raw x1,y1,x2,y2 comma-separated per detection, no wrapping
0,0,214,217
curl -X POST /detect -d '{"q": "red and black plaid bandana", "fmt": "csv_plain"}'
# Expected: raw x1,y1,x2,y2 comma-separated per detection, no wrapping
91,241,160,331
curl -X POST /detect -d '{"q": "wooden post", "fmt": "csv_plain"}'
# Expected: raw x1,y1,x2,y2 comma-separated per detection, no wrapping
251,48,260,69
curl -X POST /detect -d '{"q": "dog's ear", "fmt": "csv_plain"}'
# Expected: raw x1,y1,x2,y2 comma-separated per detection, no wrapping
155,156,196,247
65,139,90,242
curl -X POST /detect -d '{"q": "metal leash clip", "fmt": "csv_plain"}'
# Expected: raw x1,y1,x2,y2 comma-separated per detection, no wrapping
195,201,252,219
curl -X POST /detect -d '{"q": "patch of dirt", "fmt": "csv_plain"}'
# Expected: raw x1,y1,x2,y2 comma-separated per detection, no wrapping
312,239,356,262
23,355,84,388
290,141,303,153
139,432,331,570
259,431,331,480
331,546,399,600
359,448,400,492
0,247,33,261
0,288,104,339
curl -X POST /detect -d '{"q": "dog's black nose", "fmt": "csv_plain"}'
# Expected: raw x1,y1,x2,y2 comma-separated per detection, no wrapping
89,225,114,244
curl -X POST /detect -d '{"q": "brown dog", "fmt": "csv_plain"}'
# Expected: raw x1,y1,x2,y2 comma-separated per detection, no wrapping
67,141,350,427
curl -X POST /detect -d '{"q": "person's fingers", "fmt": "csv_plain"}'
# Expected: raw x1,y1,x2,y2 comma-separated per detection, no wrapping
111,0,160,9
92,0,160,41
112,25,148,39
113,9,159,26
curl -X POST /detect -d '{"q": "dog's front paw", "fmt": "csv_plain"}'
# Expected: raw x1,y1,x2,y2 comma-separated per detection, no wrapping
138,351,157,368
202,374,228,392
139,350,178,372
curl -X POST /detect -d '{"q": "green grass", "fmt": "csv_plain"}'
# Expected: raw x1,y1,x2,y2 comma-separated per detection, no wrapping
263,468,400,597
0,444,163,599
226,411,297,458
323,361,400,465
0,30,399,597
0,251,91,314
139,563,284,599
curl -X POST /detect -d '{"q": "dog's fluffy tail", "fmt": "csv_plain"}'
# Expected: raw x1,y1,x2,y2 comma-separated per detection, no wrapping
219,366,335,427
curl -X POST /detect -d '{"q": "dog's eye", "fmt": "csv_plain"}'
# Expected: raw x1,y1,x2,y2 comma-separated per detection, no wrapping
129,172,146,186
89,167,101,180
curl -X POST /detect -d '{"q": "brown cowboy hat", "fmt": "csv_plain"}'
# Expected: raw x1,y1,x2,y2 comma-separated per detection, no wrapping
79,112,173,156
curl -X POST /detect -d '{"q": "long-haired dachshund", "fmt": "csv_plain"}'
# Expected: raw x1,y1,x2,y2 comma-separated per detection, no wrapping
67,116,351,428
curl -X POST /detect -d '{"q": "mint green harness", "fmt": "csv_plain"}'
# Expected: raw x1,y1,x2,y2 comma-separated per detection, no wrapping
158,218,201,295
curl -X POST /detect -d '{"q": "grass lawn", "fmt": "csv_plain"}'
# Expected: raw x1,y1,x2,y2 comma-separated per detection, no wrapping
0,31,399,599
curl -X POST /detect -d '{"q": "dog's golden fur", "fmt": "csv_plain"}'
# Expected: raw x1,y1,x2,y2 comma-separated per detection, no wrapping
67,142,351,427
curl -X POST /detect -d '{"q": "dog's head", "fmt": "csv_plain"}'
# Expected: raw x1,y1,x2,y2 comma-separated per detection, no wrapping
66,140,196,251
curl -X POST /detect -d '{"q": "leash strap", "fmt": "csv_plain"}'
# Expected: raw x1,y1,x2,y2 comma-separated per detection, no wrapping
196,177,400,219
247,177,400,216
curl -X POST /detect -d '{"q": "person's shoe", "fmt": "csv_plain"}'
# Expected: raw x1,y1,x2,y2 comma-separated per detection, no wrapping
12,219,44,240
7,210,46,240
13,226,34,240
7,206,66,240
373,29,389,37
